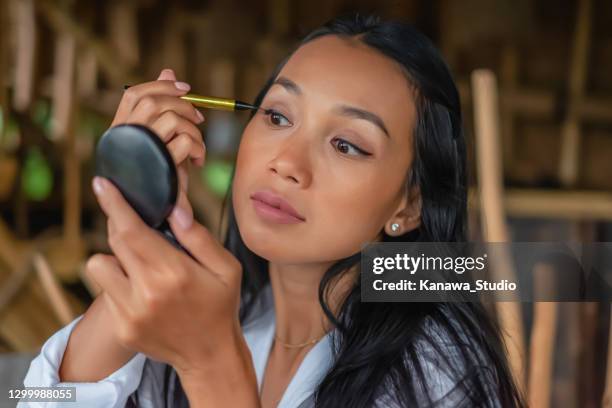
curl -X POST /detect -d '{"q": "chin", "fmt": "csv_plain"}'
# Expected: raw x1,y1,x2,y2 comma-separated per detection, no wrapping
239,225,294,262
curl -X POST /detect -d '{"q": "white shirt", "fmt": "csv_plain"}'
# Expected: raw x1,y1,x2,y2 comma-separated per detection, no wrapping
20,284,494,407
20,285,333,408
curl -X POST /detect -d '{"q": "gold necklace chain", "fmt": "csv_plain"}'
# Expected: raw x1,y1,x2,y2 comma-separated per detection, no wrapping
274,332,328,348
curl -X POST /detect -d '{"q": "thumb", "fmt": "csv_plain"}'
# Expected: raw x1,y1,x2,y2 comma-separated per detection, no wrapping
157,68,177,81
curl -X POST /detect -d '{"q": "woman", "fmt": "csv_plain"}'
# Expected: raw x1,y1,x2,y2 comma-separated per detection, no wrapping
22,14,524,408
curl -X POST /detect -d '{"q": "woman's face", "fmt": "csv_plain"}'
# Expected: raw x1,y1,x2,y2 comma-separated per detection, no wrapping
232,35,417,264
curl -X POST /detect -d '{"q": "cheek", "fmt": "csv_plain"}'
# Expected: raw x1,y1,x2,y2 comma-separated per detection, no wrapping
311,183,393,253
233,121,268,176
324,157,412,248
232,121,261,195
231,123,287,258
232,118,285,212
232,134,256,223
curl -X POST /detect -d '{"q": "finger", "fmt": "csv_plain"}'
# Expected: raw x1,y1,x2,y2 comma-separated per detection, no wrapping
177,164,189,193
173,189,194,228
93,177,165,275
106,218,150,281
93,176,145,232
157,68,177,81
167,134,202,166
190,154,205,168
113,80,192,126
149,109,205,148
168,211,240,285
111,68,177,125
85,254,131,310
131,95,205,128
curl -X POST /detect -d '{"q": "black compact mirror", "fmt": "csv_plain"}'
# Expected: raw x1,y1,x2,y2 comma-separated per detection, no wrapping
95,124,187,253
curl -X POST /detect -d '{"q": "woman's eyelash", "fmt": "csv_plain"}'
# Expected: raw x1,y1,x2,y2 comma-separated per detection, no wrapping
263,109,293,126
332,138,372,156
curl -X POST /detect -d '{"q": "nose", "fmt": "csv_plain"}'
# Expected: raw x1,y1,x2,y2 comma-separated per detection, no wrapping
267,135,312,188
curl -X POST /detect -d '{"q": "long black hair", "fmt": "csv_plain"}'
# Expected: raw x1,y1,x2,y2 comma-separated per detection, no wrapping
158,13,525,408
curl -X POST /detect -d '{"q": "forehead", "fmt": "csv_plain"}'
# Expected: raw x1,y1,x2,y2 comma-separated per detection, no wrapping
275,35,416,136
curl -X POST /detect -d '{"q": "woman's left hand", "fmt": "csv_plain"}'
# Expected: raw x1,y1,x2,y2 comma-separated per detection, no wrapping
88,176,258,405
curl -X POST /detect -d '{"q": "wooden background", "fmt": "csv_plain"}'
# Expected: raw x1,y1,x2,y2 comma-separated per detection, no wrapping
1,1,612,407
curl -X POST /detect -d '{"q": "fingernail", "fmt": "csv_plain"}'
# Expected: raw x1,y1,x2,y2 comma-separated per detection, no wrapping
175,81,191,91
195,109,204,123
171,206,193,229
92,177,105,195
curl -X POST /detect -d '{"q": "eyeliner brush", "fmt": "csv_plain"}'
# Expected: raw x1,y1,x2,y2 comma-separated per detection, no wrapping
123,84,266,113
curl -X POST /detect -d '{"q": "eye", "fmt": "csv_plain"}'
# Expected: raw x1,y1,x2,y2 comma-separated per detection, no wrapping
264,109,293,127
331,138,372,157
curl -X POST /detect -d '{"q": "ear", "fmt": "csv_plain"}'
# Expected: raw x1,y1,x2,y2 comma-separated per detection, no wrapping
384,184,421,236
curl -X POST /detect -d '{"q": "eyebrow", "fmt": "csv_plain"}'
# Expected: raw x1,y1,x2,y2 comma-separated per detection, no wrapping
273,76,302,96
272,76,390,138
333,105,390,138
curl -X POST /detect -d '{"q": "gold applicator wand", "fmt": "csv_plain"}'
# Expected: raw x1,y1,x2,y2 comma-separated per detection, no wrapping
123,84,267,113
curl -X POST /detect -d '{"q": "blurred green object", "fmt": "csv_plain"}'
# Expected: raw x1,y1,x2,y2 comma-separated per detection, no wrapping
201,159,234,197
21,147,53,201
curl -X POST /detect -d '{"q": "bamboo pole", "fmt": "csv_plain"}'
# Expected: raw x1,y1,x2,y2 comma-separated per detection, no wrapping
32,253,74,325
0,0,13,199
10,0,36,112
559,0,591,187
58,44,81,247
51,32,75,141
528,263,558,408
77,49,98,99
467,188,612,221
76,3,98,100
48,11,85,281
471,69,526,392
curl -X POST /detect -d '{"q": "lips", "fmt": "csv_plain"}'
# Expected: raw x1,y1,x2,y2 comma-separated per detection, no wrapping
250,190,305,221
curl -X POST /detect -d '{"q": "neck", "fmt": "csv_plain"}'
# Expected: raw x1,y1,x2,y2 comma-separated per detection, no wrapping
268,261,356,345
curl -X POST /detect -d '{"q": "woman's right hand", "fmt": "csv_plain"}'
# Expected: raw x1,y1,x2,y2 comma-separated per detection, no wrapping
59,70,207,383
110,68,206,217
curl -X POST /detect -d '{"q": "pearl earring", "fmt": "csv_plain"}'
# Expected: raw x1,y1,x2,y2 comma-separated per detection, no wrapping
391,223,400,232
